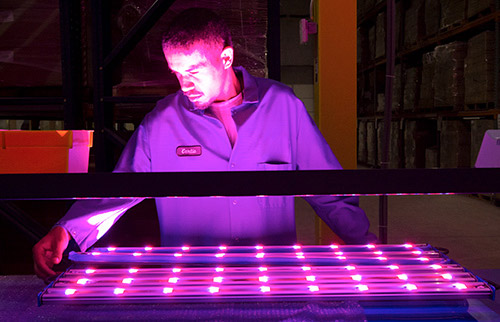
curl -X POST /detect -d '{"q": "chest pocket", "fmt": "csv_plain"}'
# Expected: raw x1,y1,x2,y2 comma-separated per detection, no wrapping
257,162,292,208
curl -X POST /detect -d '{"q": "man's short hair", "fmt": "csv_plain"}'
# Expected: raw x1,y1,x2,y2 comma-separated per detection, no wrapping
162,8,232,52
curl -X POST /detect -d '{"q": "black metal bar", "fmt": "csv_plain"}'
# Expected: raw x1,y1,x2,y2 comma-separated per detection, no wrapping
91,0,115,172
0,168,498,200
59,0,84,130
267,0,281,81
0,97,65,105
102,0,176,70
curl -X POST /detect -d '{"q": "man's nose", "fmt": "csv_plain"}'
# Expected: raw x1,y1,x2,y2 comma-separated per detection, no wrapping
179,76,195,92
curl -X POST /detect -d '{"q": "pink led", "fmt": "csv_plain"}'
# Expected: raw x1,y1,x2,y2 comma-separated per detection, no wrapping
366,244,375,249
403,244,413,248
256,253,265,259
329,244,339,249
388,265,399,270
128,268,139,274
301,266,311,271
260,286,271,293
430,264,442,269
65,288,77,296
453,283,467,290
181,246,190,251
163,287,174,294
351,274,362,281
114,288,125,295
412,251,422,255
168,277,179,284
442,273,453,280
377,256,388,261
172,268,181,273
345,265,356,270
107,247,116,251
308,285,319,292
85,269,96,274
208,286,220,293
356,284,369,291
259,267,268,272
293,245,301,250
174,253,182,257
334,251,343,256
306,275,316,282
255,245,263,250
91,252,101,256
373,251,383,255
215,267,224,272
144,246,153,251
259,276,269,283
403,283,417,291
397,274,408,280
215,253,225,258
213,276,224,283
418,257,429,262
219,246,227,251
296,252,304,256
77,278,90,285
122,278,133,284
133,252,142,257
337,256,346,260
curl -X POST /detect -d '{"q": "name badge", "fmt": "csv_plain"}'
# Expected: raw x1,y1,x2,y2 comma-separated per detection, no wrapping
176,145,202,157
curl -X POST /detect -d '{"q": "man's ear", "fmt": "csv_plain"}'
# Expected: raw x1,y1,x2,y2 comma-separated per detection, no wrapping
221,46,234,69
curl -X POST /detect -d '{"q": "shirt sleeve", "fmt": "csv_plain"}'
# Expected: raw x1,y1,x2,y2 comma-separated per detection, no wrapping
294,99,378,244
56,121,152,251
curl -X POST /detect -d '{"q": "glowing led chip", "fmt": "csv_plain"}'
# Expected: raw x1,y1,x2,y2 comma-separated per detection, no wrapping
168,277,179,284
107,247,116,251
296,252,304,256
430,264,442,269
208,286,220,293
259,267,268,272
329,244,339,249
453,283,467,290
293,245,301,250
163,287,173,294
337,256,346,260
351,275,362,281
128,268,139,274
256,253,265,259
114,288,125,295
122,278,133,284
77,278,90,285
219,246,227,251
172,268,181,273
91,252,101,256
306,275,316,282
144,246,153,251
397,274,408,280
65,288,77,296
356,284,369,291
366,244,375,249
215,267,224,272
213,276,224,283
260,286,271,293
255,245,263,250
345,265,356,271
174,253,182,257
301,266,311,271
442,273,453,280
377,256,387,261
334,251,343,256
418,257,429,262
412,250,422,255
85,269,96,274
259,276,269,283
215,253,225,258
403,244,413,248
181,246,190,251
404,283,417,290
133,252,142,257
388,265,399,270
308,285,319,292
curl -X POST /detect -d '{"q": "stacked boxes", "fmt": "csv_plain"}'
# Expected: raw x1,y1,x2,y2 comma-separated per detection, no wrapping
367,120,377,166
404,0,425,48
440,0,466,29
464,31,495,106
375,12,385,59
377,120,401,168
358,120,368,164
433,42,467,109
467,0,495,18
440,120,471,168
403,67,420,112
424,0,441,37
419,51,436,109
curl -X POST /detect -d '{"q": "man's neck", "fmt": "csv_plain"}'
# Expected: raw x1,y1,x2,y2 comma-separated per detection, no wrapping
215,67,241,103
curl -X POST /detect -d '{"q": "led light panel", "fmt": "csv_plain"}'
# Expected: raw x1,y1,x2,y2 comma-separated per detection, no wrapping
38,244,494,305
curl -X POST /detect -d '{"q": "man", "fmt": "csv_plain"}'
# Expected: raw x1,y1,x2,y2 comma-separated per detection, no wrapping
33,8,377,281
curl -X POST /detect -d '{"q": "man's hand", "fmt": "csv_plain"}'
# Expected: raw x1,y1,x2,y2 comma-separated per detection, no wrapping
33,226,70,282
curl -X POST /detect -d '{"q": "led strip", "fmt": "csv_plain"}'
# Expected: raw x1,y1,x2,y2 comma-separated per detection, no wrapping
38,244,494,305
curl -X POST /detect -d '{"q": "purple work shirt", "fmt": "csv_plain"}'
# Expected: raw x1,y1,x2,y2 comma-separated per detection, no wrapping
57,67,376,251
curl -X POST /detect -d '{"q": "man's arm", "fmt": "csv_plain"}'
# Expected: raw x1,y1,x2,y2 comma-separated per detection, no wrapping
32,226,70,282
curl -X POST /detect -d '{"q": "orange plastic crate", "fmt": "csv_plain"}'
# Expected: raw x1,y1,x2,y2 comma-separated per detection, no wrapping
0,130,93,173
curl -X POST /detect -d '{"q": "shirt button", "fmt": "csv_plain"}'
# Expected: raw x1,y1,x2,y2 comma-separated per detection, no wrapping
232,200,237,205
230,163,235,168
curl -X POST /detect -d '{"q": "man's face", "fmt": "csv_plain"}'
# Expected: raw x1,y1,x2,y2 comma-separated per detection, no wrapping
164,43,226,109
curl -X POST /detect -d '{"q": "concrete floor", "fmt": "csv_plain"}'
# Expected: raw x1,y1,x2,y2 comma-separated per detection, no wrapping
295,194,500,270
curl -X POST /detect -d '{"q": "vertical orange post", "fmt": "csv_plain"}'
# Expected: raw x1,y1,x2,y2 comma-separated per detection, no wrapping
314,0,358,244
